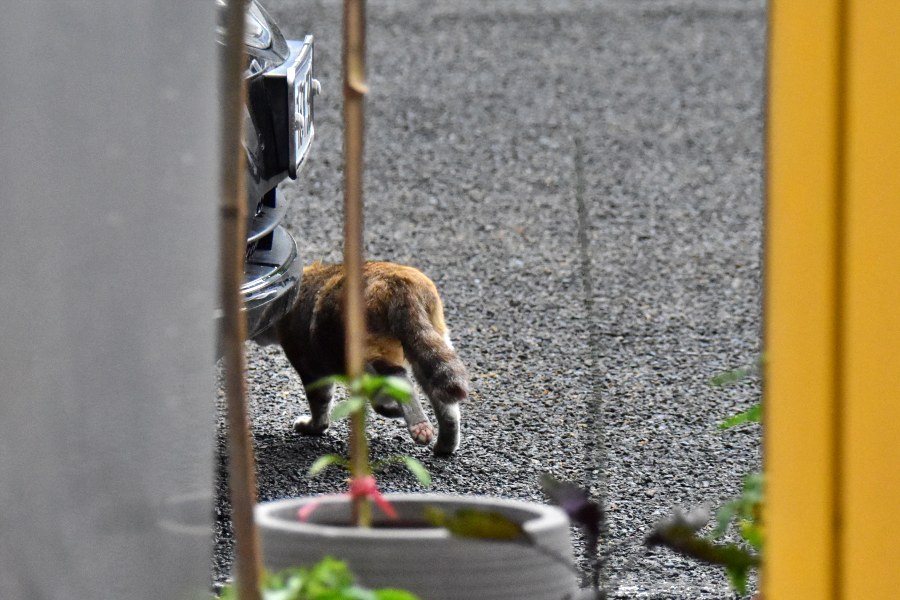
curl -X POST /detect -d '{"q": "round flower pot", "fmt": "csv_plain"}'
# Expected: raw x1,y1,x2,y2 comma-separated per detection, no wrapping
255,493,579,600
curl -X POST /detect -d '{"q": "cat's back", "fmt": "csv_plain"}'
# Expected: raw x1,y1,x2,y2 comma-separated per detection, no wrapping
363,261,438,293
301,261,445,333
302,261,439,297
363,261,442,313
300,261,344,291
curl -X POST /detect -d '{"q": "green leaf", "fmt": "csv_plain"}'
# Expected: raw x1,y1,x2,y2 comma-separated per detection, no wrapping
711,356,764,387
739,520,764,552
263,585,297,600
304,557,356,597
710,366,754,387
741,472,764,505
340,587,379,600
355,374,384,398
711,473,764,548
331,396,367,421
719,403,762,429
725,563,750,596
711,500,738,539
374,589,422,600
424,507,529,542
308,454,350,477
400,456,432,487
223,560,421,600
379,376,413,403
350,374,413,403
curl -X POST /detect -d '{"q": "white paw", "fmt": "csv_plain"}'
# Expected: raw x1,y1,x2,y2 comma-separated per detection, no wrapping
292,416,328,436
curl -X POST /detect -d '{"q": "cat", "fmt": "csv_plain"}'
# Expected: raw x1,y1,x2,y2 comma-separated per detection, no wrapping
258,261,468,455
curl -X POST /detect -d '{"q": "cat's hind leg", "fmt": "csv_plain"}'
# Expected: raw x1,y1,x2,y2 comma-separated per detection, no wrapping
387,292,468,455
404,333,467,456
422,393,461,456
368,360,434,446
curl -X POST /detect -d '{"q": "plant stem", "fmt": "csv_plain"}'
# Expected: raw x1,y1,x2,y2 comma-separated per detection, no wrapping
219,0,262,598
342,0,371,528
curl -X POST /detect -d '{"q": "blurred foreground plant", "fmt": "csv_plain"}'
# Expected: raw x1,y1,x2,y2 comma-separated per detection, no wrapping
647,364,763,596
221,557,419,600
646,473,762,595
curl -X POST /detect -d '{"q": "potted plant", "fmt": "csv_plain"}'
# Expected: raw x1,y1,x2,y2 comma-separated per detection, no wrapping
252,373,582,600
255,492,579,599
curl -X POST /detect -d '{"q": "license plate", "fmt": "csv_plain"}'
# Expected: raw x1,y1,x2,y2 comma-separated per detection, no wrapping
267,36,317,179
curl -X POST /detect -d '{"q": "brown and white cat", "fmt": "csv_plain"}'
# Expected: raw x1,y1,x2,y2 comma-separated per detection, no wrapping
258,261,468,455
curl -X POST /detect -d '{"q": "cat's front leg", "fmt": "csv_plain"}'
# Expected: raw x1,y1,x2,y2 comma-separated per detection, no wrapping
292,381,333,436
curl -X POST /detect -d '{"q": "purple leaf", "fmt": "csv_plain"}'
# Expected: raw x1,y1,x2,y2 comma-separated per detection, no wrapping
540,474,603,546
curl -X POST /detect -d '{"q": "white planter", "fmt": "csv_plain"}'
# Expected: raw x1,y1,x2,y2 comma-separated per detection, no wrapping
255,494,580,600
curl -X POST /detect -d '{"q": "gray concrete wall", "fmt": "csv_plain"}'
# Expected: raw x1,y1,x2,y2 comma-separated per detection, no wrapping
0,2,219,598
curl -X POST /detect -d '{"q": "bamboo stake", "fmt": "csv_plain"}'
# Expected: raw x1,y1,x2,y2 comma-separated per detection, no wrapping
219,0,263,597
342,0,372,527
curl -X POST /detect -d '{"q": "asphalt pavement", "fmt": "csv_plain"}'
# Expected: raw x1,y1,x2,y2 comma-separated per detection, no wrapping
215,1,766,597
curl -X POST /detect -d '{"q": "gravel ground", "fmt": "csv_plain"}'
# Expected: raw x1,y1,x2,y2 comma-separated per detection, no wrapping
215,0,766,597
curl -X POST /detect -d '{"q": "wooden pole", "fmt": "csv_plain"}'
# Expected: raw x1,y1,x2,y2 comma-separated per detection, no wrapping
219,0,263,597
342,0,372,527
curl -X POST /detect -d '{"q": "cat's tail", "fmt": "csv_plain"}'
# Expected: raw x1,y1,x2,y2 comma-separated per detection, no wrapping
389,286,468,454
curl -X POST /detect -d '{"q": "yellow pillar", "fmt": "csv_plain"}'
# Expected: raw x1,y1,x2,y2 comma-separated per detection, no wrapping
838,2,900,597
765,1,900,598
